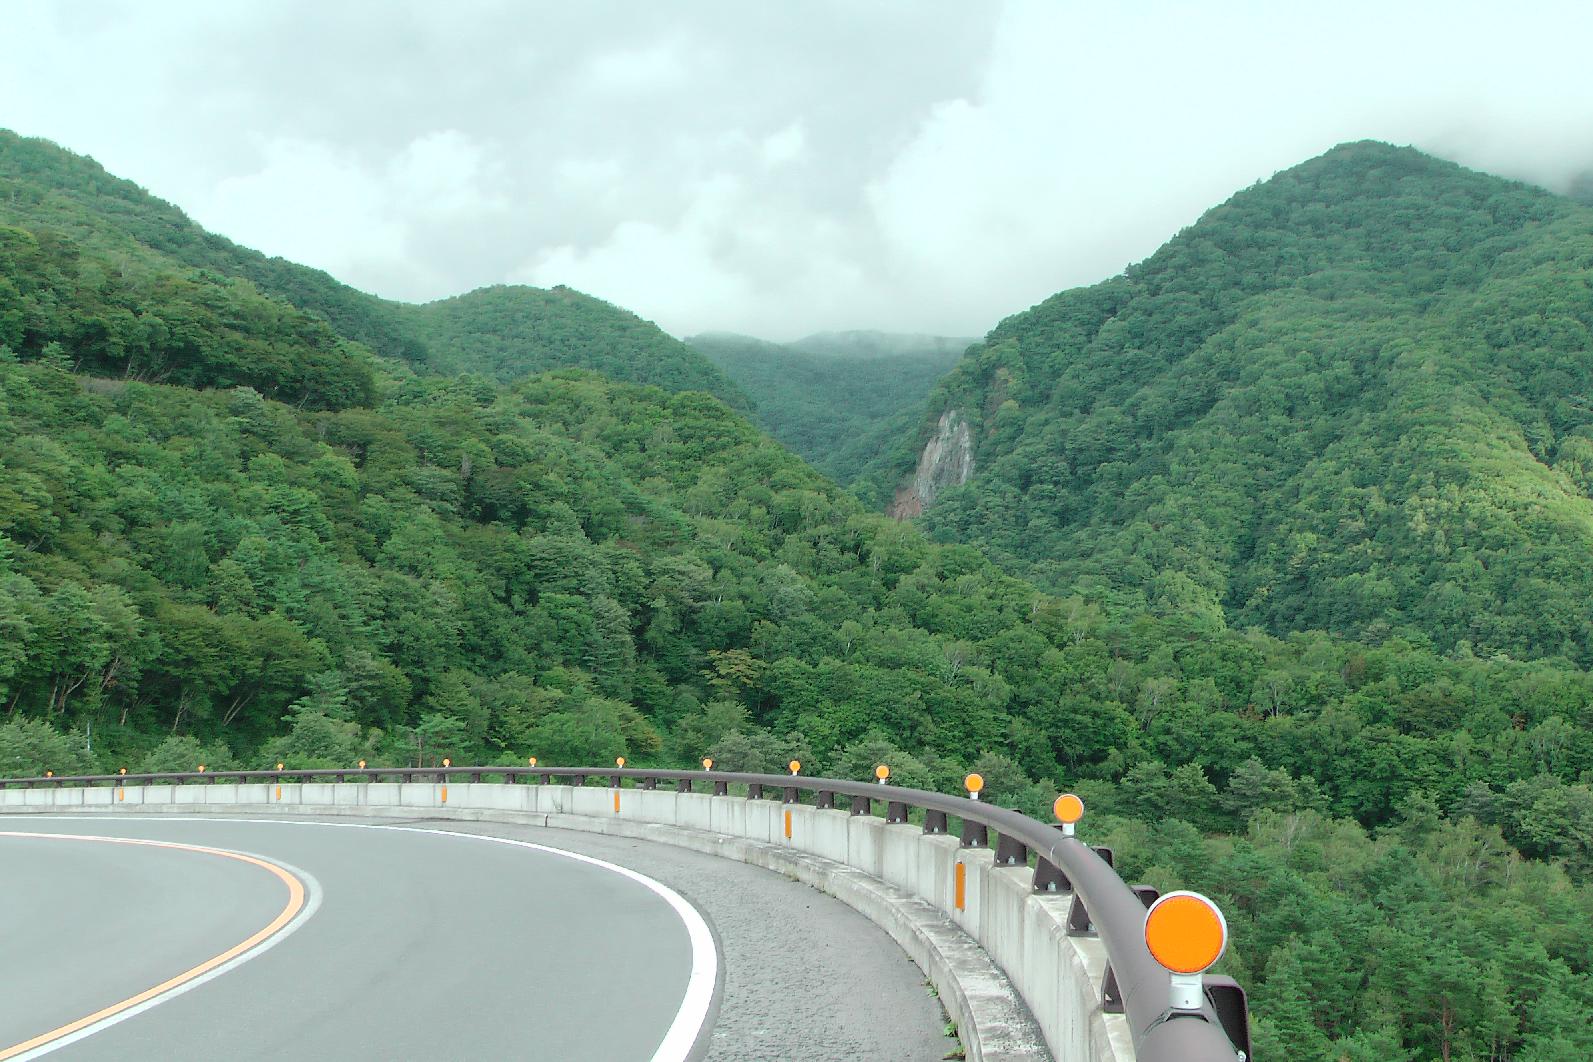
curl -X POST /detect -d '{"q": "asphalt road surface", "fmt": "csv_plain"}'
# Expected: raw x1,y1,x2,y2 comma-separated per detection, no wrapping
0,817,713,1061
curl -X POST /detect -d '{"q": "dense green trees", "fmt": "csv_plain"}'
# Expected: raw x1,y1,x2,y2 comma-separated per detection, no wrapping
0,130,743,404
891,142,1593,665
403,286,746,405
688,330,966,488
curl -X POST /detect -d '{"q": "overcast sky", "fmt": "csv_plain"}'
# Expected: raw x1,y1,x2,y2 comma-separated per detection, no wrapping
4,1,1593,341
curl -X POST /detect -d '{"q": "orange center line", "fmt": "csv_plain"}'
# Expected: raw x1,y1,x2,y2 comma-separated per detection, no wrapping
0,831,307,1061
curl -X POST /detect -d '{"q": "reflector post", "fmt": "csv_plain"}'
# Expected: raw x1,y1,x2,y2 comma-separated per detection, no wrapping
874,764,890,784
964,772,984,800
1144,890,1229,1011
1053,793,1084,836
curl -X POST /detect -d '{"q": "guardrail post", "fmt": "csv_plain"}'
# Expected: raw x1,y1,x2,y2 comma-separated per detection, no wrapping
1203,976,1252,1061
678,778,693,793
923,809,948,834
572,774,587,787
782,786,799,803
960,818,987,847
1033,855,1070,892
641,776,658,791
995,833,1027,866
747,783,764,801
885,799,908,824
713,780,729,796
815,790,835,809
540,773,552,785
850,794,871,817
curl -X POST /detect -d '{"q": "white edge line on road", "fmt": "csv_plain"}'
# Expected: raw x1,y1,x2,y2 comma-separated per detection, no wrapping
8,816,719,1062
5,840,324,1061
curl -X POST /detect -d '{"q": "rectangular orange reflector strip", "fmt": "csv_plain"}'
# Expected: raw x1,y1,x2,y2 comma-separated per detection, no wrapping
784,809,792,839
955,861,966,911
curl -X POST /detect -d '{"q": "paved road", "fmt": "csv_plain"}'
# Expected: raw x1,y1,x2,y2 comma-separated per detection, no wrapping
0,818,712,1061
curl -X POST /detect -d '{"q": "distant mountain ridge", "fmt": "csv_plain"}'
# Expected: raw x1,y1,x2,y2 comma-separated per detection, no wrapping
786,330,976,359
0,130,745,406
884,141,1593,664
687,329,969,487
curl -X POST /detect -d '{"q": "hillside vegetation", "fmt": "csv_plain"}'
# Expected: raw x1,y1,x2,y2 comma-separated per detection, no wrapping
2,134,1593,1059
690,329,965,487
0,131,743,405
895,142,1593,666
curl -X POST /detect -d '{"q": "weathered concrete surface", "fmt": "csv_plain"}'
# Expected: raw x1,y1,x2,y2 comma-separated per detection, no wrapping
3,782,1135,1061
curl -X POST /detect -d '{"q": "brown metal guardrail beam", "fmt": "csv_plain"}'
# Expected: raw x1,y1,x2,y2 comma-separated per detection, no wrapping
1,765,1250,1062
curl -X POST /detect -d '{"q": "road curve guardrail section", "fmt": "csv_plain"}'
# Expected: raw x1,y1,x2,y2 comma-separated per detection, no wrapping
1,765,1252,1062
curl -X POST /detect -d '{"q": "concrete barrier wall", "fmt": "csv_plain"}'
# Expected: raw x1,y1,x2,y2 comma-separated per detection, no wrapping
0,782,1132,1062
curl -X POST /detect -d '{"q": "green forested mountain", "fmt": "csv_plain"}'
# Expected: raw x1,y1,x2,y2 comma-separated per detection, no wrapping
689,329,965,487
0,130,744,405
403,285,746,404
891,142,1593,665
4,133,1593,1059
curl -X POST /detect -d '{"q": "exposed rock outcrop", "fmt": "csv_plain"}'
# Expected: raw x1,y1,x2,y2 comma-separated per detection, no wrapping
888,410,973,519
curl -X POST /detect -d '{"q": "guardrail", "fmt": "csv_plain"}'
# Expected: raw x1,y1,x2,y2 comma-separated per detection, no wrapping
2,764,1251,1061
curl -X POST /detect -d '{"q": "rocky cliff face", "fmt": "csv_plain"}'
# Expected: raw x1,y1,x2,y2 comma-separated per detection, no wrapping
888,409,974,518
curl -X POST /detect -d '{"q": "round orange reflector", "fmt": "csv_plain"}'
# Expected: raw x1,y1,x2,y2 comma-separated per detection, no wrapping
789,760,801,775
1054,793,1084,824
1144,891,1227,974
616,756,626,767
277,763,285,771
964,773,984,794
119,768,127,775
529,757,537,767
45,770,53,778
874,764,890,781
197,765,205,773
358,760,367,769
702,758,714,770
442,758,451,767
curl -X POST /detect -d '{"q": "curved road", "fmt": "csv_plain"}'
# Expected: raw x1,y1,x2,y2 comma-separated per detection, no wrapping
0,818,715,1060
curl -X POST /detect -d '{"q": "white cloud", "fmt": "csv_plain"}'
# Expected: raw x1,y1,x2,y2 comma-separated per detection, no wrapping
3,0,1593,338
760,123,807,168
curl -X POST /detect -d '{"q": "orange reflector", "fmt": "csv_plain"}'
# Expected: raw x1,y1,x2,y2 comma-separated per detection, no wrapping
616,756,625,768
1144,891,1227,975
784,809,792,839
789,760,801,775
1053,793,1084,824
964,772,984,794
874,764,890,781
702,757,713,770
613,790,621,814
954,862,966,911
